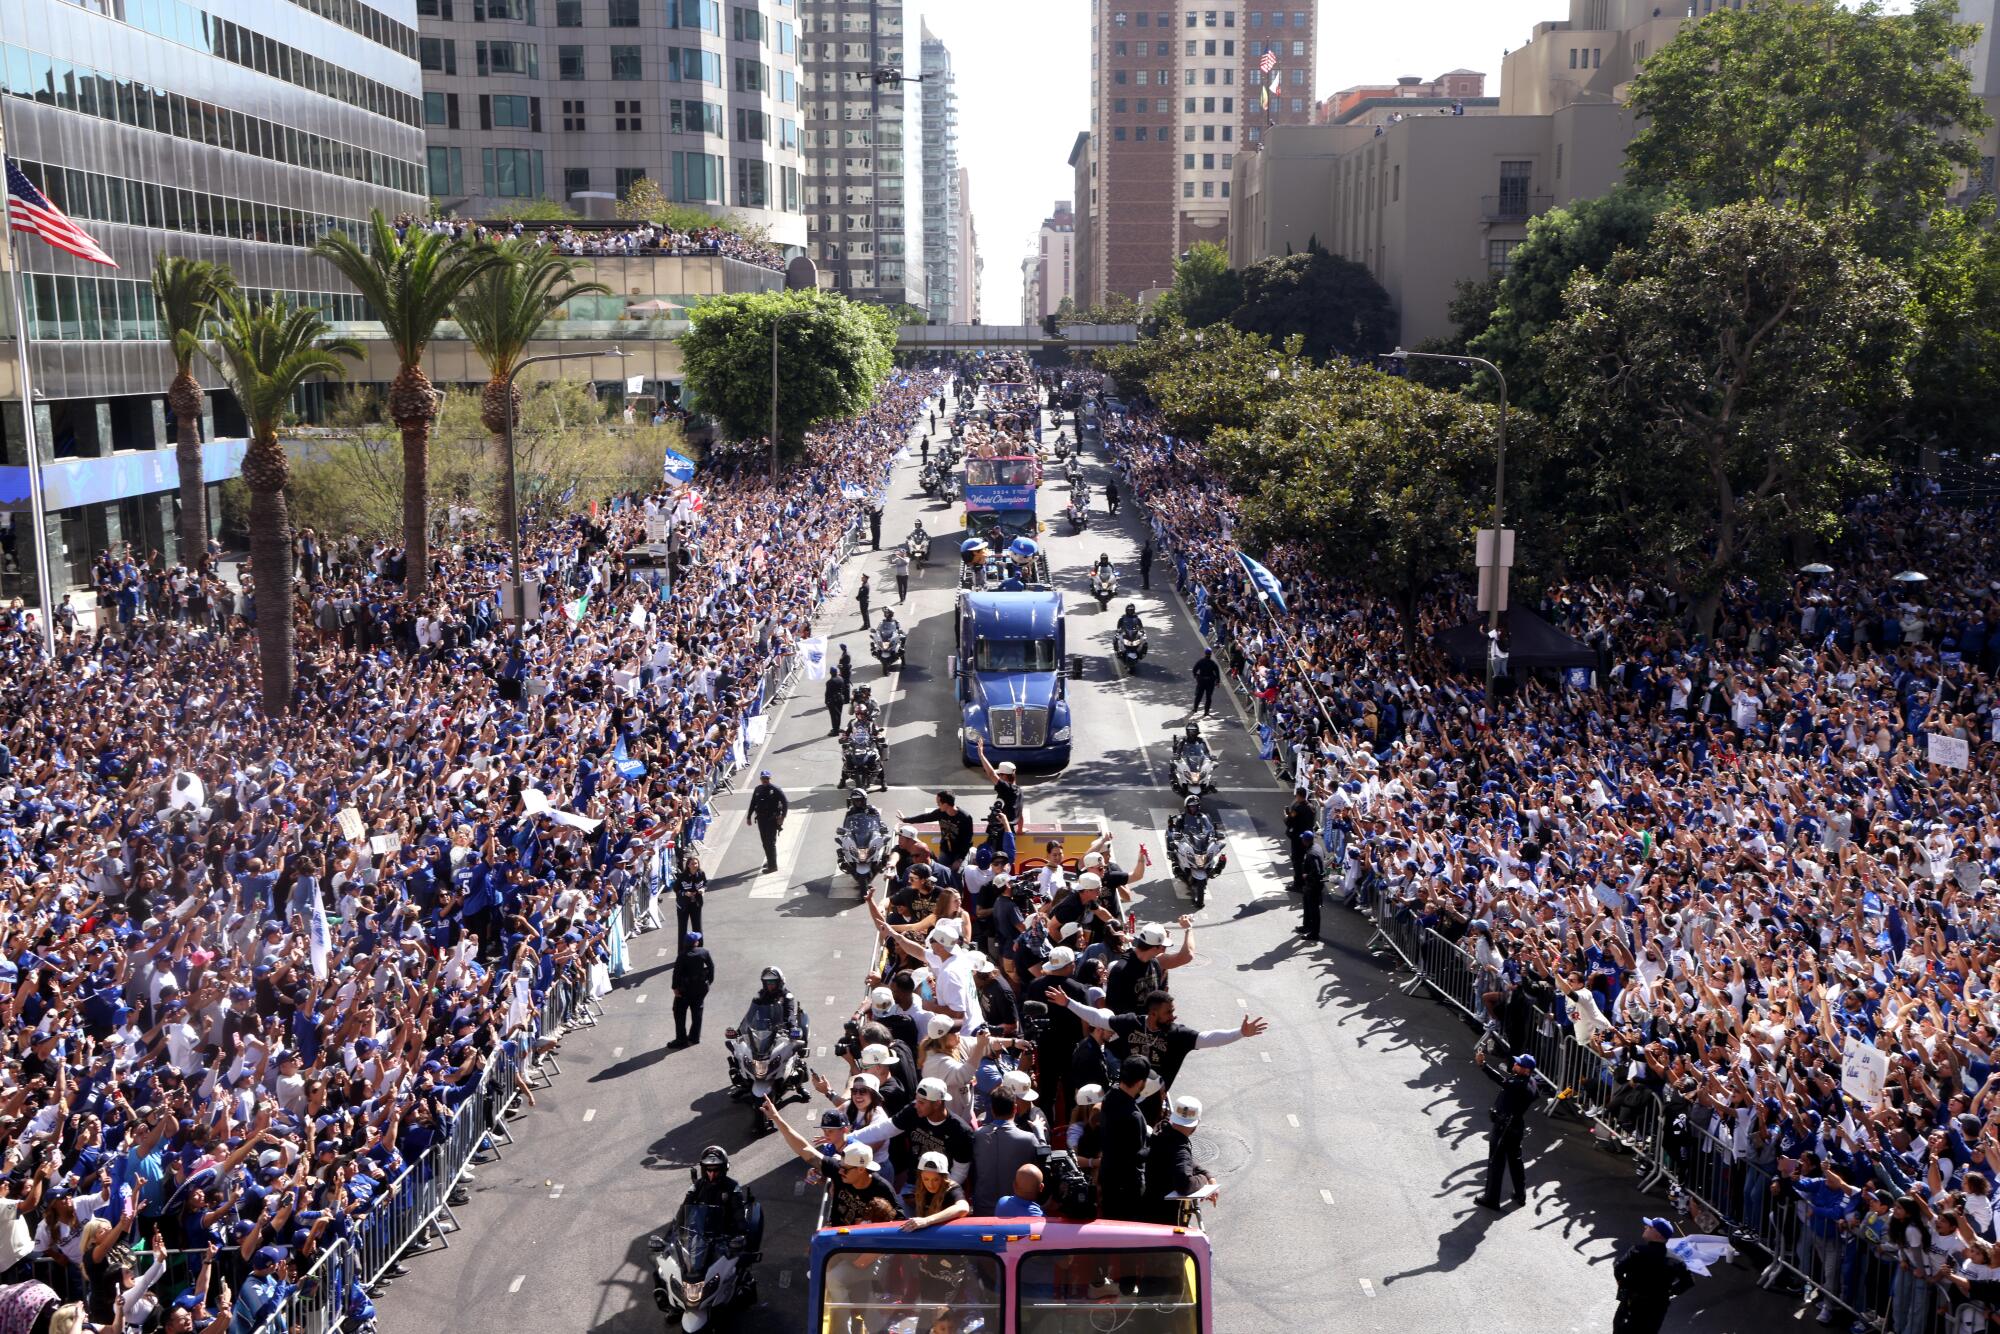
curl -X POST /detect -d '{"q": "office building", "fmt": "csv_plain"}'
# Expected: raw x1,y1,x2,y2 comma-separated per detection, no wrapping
953,165,979,322
1020,254,1040,324
0,0,427,600
1315,71,1486,124
1068,130,1094,311
1026,200,1075,322
1081,0,1317,304
413,0,806,247
798,0,926,309
918,20,958,323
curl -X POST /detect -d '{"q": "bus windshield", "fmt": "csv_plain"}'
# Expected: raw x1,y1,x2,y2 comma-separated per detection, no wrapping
974,637,1059,673
967,458,1038,488
820,1248,1002,1334
1017,1249,1202,1333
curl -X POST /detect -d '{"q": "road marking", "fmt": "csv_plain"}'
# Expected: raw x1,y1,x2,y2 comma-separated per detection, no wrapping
657,947,669,957
582,1108,597,1123
1237,998,1248,1008
1286,1113,1301,1129
833,950,842,960
779,1270,793,1290
613,1046,625,1057
508,1274,526,1294
1260,1051,1272,1064
1217,808,1287,902
1358,1278,1376,1299
748,812,813,899
1319,1189,1335,1206
826,995,837,1005
549,1183,565,1199
1115,675,1160,787
635,994,647,1005
817,1046,828,1058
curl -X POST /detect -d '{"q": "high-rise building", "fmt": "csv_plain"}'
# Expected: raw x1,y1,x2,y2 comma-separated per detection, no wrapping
1020,254,1040,325
1027,200,1075,322
1068,131,1094,312
952,165,979,323
0,0,426,600
413,0,805,246
1081,0,1317,303
798,0,926,309
919,21,958,323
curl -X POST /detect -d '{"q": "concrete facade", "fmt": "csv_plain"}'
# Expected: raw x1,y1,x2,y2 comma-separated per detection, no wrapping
919,21,959,323
1068,130,1094,311
1029,200,1077,323
1315,70,1486,124
414,0,806,246
952,165,979,323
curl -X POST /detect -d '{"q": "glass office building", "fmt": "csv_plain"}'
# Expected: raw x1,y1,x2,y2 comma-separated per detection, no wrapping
0,0,425,598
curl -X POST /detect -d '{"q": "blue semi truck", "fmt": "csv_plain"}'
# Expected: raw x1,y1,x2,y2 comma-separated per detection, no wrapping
951,589,1073,768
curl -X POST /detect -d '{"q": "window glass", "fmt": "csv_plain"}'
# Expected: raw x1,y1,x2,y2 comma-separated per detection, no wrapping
822,1251,1002,1334
1018,1250,1200,1334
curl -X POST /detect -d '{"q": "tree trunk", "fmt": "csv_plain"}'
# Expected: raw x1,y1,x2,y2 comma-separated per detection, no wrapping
169,372,207,563
388,365,438,591
1693,585,1724,643
243,437,296,716
482,375,520,545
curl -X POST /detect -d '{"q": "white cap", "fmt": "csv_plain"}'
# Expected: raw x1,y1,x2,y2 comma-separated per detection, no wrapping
999,1069,1040,1103
1074,872,1103,893
1057,920,1082,942
1075,1083,1106,1108
859,1043,893,1067
1143,1075,1166,1101
1043,946,1077,971
869,987,896,1015
916,1150,950,1174
926,1013,960,1041
997,761,1018,775
915,1076,950,1101
1169,1094,1202,1129
840,1142,880,1172
898,824,920,839
1135,922,1169,948
1082,852,1105,869
850,1072,882,1094
968,951,998,974
927,926,957,950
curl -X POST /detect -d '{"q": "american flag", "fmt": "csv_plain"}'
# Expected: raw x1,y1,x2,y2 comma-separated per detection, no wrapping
1257,49,1277,76
5,158,117,268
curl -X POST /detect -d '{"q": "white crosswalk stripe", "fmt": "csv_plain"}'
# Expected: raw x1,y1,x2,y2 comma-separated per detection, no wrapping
747,812,814,899
1217,807,1288,902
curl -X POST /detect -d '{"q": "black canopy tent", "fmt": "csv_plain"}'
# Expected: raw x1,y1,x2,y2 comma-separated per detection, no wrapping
1433,608,1598,673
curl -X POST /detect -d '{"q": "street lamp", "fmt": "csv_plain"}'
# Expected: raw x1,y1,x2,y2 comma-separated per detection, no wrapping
501,344,626,623
1381,347,1509,637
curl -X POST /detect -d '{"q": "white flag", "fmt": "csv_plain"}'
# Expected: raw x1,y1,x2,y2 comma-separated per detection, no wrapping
802,636,829,682
1666,1234,1735,1277
307,887,332,981
745,713,769,749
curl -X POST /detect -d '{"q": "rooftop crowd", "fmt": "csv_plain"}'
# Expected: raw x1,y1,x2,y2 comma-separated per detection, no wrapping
0,370,944,1332
1093,367,2000,1331
392,214,789,272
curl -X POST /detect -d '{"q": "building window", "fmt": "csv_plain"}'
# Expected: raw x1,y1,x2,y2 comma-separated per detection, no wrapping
427,145,463,196
1569,48,1578,69
1201,181,1213,197
564,167,590,198
1593,48,1602,68
1222,152,1232,168
1488,239,1521,276
1113,126,1127,140
1113,98,1127,113
559,45,584,80
671,98,723,135
1555,142,1564,180
481,146,543,197
1222,126,1231,141
1249,9,1262,24
617,167,648,199
1392,164,1399,200
419,37,456,74
615,99,642,132
607,0,639,23
735,157,768,207
1183,125,1195,141
1183,153,1194,169
1289,98,1301,112
555,0,580,23
562,99,585,132
1184,97,1196,112
424,91,448,125
483,93,533,128
1221,181,1229,196
670,150,723,202
1183,181,1194,196
1135,126,1149,140
476,41,538,78
1222,96,1232,112
611,46,643,79
1202,152,1214,168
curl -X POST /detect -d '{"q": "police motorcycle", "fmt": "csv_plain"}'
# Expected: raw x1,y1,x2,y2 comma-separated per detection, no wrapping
1169,723,1215,797
650,1146,765,1331
871,610,906,671
1165,795,1228,909
1065,495,1090,534
726,970,811,1133
919,460,944,498
837,719,886,792
908,522,931,570
1064,455,1086,491
1088,557,1117,611
1114,605,1149,672
835,789,891,886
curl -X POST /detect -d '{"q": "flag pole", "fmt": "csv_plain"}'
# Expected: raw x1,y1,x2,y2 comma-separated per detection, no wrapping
1,201,57,657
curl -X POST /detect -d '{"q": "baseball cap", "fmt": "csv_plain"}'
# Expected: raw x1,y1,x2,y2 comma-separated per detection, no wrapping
996,760,1017,775
967,951,997,974
1082,852,1105,869
1075,1084,1106,1107
1135,922,1169,948
868,987,896,1016
1169,1095,1202,1129
1043,946,1077,971
1513,1054,1537,1071
252,1245,286,1270
917,1150,950,1174
999,1069,1039,1104
914,1077,949,1102
818,1109,849,1129
759,770,773,779
1642,1216,1678,1239
859,1043,893,1067
926,1013,960,1041
850,1072,881,1094
840,1142,880,1173
1074,872,1103,893
927,925,957,950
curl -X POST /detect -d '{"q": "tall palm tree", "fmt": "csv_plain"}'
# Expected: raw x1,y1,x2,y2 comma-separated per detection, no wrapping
451,239,609,543
151,255,237,563
313,213,502,590
203,294,359,715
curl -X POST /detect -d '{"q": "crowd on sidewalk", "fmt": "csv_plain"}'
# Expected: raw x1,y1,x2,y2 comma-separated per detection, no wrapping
392,214,788,271
0,369,944,1332
1092,364,2000,1331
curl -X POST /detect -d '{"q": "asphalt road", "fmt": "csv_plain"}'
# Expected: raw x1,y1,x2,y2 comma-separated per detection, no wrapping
374,388,1786,1333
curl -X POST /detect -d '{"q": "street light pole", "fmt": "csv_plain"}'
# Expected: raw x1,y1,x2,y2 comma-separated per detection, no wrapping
501,344,625,624
1384,348,1509,635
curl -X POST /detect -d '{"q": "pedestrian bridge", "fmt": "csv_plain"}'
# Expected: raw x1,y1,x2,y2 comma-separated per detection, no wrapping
895,323,1142,351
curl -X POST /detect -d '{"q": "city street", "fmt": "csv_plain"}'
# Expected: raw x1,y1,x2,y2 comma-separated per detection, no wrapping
375,393,1777,1334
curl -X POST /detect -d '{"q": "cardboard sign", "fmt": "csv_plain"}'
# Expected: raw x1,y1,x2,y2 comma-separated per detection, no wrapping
1929,733,1971,770
336,808,366,843
369,833,402,857
1841,1037,1889,1107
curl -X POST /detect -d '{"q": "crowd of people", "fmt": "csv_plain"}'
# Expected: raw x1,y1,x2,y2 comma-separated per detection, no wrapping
1092,364,2000,1332
0,364,944,1332
392,214,788,271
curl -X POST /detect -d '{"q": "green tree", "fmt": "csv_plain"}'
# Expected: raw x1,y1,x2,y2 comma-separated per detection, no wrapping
1229,243,1395,363
615,178,761,237
150,255,237,562
202,294,358,714
1102,322,1305,440
487,198,576,223
1904,207,2000,456
1151,242,1243,331
1059,293,1143,326
1542,203,1917,633
451,238,609,545
1466,187,1665,413
1624,0,1987,255
678,289,896,466
313,212,505,590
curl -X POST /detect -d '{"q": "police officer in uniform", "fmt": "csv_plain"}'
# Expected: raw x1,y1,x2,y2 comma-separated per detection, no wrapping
1475,1053,1539,1209
825,671,851,736
669,931,714,1048
1613,1217,1694,1334
1283,787,1319,892
745,770,789,873
1295,829,1326,940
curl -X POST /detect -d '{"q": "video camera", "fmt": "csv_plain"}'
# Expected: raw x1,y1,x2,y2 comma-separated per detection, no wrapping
834,1018,863,1061
1042,1150,1096,1222
1018,999,1050,1044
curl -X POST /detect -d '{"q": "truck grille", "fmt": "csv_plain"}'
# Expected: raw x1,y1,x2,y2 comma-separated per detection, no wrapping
992,705,1047,749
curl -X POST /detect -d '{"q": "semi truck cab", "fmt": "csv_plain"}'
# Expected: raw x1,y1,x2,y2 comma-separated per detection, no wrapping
950,590,1073,768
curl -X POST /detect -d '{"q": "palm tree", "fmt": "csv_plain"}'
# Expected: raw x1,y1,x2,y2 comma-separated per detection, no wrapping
313,213,503,590
203,293,359,715
451,238,609,543
151,255,237,564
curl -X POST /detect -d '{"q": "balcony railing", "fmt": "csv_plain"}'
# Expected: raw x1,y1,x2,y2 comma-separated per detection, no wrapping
1481,193,1553,223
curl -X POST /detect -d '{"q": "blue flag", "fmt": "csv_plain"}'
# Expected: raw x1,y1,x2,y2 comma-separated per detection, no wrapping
1236,551,1288,614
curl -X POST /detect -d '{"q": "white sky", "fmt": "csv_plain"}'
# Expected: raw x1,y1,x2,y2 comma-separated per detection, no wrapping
925,0,1561,323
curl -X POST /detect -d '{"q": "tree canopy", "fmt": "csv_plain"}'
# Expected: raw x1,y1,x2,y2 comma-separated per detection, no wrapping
678,289,896,462
1228,243,1395,363
1150,241,1243,331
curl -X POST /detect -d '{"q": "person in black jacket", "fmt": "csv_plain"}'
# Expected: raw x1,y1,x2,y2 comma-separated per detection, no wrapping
1475,1053,1540,1209
825,673,851,736
1612,1217,1694,1334
1283,787,1319,891
900,791,975,870
1097,1058,1155,1222
1140,1095,1210,1224
1296,829,1327,940
669,931,715,1048
745,771,789,872
1191,649,1220,716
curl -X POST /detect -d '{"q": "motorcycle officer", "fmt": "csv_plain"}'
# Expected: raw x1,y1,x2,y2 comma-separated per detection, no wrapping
1173,723,1211,770
1175,794,1215,844
672,1146,764,1292
734,967,808,1053
874,608,903,657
